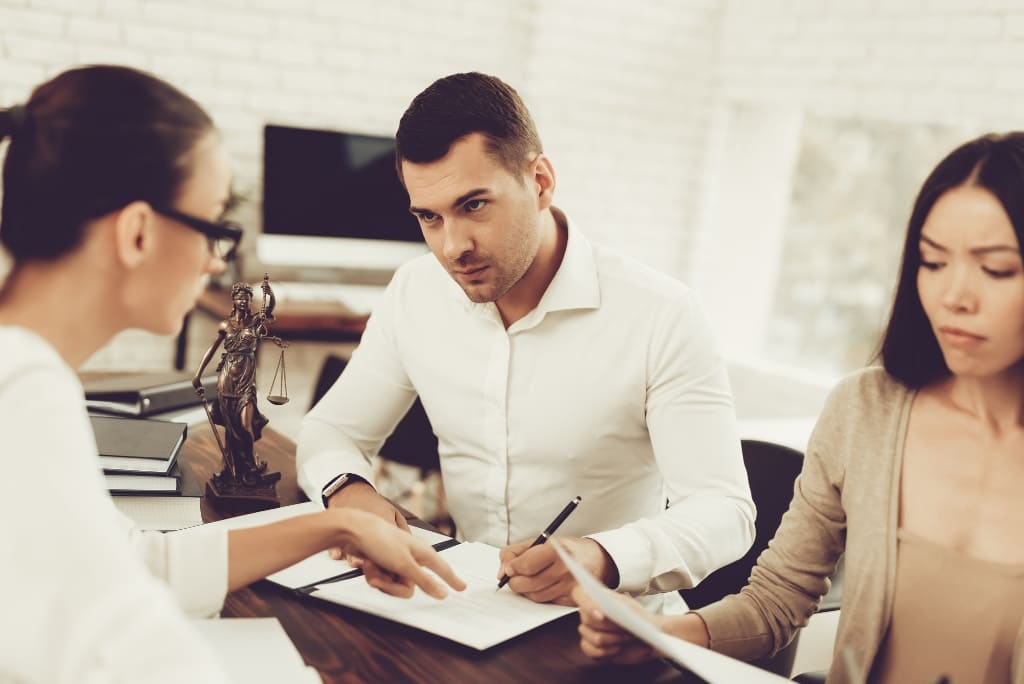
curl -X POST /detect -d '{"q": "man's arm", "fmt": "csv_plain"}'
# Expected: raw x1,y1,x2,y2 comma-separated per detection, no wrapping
587,290,756,595
295,279,419,525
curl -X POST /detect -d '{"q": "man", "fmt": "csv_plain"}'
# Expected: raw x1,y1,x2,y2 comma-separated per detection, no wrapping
297,72,754,613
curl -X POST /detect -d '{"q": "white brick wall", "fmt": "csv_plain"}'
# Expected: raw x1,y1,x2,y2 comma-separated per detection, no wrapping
1,0,718,368
11,0,1024,370
715,0,1024,128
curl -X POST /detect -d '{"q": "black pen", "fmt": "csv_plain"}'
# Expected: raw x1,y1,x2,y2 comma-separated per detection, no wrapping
497,496,581,590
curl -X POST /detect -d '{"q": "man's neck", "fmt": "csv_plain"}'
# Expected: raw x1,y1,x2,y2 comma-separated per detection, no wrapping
495,208,568,328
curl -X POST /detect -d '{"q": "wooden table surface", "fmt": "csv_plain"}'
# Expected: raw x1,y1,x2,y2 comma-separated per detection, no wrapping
178,425,697,684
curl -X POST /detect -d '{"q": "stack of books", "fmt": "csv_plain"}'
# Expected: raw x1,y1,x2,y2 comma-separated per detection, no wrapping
83,372,219,495
91,415,187,495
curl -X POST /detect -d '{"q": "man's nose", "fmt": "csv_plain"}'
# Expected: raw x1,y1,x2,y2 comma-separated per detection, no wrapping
442,220,474,262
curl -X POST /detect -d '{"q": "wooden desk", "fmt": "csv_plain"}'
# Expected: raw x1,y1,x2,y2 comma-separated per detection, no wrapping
178,426,693,684
175,286,370,370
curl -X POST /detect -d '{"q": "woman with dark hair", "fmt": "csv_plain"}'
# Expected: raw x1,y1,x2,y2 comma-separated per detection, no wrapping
0,65,463,684
572,133,1024,684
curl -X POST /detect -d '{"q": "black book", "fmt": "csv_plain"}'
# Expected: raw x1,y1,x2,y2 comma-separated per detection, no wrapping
91,415,186,475
84,372,217,417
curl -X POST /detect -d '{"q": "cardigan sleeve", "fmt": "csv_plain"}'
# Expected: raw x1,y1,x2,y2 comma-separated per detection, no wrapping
694,370,859,660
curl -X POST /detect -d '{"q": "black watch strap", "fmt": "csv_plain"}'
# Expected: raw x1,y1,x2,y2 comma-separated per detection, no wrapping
321,473,369,506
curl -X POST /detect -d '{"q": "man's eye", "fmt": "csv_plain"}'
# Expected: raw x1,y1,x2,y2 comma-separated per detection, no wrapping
465,199,487,212
416,212,438,223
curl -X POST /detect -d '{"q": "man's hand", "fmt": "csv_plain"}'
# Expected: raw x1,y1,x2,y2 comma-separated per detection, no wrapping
331,510,467,599
573,584,711,663
326,481,408,560
496,536,619,605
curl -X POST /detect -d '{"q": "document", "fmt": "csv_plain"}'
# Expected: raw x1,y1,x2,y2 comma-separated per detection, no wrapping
312,541,577,650
191,618,321,684
552,542,792,683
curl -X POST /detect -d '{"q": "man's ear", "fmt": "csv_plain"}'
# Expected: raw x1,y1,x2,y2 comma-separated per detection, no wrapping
112,201,154,269
531,154,556,211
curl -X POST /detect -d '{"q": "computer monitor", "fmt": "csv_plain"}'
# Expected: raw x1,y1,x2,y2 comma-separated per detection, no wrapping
257,124,428,278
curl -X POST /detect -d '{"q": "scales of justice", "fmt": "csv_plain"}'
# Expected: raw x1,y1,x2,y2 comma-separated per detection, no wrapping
192,273,290,511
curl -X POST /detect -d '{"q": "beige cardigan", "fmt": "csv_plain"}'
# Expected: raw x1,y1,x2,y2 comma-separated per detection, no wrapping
697,367,1024,683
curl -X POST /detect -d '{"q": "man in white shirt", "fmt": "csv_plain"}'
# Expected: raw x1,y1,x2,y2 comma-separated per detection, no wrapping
298,72,755,613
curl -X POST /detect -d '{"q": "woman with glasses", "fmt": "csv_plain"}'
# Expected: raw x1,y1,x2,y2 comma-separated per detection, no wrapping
0,65,464,684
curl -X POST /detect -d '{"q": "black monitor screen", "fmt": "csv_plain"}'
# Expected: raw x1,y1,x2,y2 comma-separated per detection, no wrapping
262,124,423,243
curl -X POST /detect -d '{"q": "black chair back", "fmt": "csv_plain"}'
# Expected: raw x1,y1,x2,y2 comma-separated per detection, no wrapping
680,439,805,676
310,354,439,472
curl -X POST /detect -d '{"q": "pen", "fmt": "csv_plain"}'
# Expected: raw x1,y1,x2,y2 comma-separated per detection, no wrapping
497,495,582,590
294,537,460,595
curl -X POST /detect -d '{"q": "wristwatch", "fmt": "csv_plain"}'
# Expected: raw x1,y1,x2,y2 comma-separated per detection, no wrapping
321,473,369,506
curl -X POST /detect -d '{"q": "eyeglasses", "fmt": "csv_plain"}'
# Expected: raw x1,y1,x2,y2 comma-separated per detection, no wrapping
152,206,243,262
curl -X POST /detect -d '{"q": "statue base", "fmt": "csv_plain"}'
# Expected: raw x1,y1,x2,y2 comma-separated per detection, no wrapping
206,465,282,515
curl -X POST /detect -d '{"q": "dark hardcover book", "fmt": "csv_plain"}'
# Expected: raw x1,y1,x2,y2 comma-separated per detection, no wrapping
104,472,181,495
84,372,217,417
91,415,186,475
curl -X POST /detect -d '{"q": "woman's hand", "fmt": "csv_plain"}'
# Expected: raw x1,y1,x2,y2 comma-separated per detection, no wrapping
572,584,661,663
333,509,466,599
571,585,710,663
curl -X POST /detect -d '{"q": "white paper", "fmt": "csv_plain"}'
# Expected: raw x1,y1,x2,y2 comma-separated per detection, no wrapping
113,495,203,531
313,541,577,650
191,618,321,684
552,541,792,683
199,501,455,589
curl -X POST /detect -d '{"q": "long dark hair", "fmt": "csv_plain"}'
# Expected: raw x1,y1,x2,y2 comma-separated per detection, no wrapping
878,132,1024,387
0,65,214,261
395,72,542,182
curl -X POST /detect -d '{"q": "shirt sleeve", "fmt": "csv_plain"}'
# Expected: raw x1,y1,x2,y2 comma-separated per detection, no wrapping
122,516,229,618
296,274,419,503
587,291,757,594
0,362,228,683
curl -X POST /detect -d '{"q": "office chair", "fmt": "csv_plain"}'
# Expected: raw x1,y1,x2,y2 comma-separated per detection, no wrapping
680,439,806,677
310,354,446,527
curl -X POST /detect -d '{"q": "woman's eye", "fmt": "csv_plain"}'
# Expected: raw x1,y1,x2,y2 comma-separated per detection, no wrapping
982,266,1017,278
920,259,943,271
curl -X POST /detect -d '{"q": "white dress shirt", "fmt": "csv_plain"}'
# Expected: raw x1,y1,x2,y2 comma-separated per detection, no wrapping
0,326,229,683
298,218,755,611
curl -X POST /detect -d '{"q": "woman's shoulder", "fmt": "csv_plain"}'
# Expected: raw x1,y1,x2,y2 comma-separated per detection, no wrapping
816,366,912,434
0,326,74,387
830,366,908,402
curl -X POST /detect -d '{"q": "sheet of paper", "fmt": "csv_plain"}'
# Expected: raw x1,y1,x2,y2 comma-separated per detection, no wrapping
199,501,455,589
313,541,577,650
113,495,203,531
552,541,792,683
191,618,321,684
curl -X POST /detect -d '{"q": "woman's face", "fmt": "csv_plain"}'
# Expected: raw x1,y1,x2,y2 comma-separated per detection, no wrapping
143,132,232,334
917,184,1024,379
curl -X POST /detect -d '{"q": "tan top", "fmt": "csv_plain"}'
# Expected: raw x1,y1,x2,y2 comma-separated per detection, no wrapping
873,529,1024,683
696,367,1024,684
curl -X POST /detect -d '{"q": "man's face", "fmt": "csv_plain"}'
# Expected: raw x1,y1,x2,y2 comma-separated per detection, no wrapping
402,133,542,304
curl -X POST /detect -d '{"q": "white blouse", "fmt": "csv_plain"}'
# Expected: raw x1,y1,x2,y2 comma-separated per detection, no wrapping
0,326,229,683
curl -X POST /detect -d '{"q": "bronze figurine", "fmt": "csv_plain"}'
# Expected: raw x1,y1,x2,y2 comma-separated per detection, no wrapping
193,274,288,510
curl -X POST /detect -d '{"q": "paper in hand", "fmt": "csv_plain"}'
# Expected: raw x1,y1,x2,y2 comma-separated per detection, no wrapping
552,541,792,683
